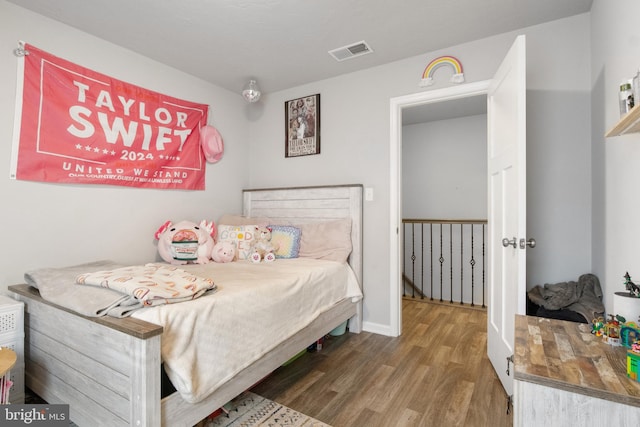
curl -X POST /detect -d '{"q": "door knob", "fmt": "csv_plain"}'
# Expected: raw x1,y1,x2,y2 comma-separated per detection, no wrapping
502,237,517,248
519,238,536,249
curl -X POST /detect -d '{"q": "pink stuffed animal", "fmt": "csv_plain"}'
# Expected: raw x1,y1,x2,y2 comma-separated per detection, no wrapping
211,241,236,263
155,220,216,265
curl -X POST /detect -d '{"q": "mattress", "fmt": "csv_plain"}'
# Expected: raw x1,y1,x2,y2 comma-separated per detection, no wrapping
130,258,363,403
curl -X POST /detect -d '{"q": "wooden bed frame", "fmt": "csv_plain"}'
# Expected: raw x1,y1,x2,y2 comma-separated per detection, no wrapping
9,184,363,427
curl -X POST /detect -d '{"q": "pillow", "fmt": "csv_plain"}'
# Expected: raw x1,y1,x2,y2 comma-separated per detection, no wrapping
217,224,258,260
217,214,270,226
268,225,301,259
297,219,353,263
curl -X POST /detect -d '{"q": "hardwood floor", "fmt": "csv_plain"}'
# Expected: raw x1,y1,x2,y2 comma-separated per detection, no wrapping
251,299,513,427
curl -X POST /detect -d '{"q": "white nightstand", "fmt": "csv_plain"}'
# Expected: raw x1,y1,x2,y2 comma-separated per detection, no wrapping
0,295,24,403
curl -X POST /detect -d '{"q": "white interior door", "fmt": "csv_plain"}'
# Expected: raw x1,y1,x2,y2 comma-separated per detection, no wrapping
487,35,527,398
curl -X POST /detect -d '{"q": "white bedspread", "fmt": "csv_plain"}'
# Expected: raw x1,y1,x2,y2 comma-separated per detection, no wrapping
130,258,362,404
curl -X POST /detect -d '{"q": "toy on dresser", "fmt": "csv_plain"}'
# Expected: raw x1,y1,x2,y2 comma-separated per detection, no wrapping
249,226,279,263
155,220,216,265
627,324,640,382
624,271,640,297
603,314,623,346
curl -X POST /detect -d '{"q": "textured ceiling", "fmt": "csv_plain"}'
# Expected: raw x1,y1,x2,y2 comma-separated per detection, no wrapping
8,0,593,96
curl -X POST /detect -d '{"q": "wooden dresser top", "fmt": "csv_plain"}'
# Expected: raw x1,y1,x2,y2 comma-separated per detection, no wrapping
514,314,640,407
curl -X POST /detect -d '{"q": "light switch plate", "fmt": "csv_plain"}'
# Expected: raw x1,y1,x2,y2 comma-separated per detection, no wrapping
365,187,374,201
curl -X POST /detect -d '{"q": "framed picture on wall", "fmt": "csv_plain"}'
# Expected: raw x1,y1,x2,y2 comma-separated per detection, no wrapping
285,94,320,157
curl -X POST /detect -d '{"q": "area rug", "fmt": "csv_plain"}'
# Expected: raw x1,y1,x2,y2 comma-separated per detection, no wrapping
205,391,331,427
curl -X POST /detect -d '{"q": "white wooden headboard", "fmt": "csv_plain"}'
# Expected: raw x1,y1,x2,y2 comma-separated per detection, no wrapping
242,184,363,293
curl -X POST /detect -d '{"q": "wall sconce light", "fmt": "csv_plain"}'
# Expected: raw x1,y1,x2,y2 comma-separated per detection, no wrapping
242,80,261,103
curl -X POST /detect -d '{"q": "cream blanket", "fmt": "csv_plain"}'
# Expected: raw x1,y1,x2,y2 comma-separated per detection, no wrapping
24,260,134,317
131,258,362,404
76,263,216,307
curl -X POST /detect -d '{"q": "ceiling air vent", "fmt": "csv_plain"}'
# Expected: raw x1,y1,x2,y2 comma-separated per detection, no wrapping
328,40,373,62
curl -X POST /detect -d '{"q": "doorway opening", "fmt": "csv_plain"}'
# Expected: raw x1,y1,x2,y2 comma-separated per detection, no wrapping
401,96,487,309
389,81,491,337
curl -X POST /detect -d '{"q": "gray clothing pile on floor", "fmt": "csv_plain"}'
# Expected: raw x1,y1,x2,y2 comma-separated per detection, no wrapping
527,273,605,324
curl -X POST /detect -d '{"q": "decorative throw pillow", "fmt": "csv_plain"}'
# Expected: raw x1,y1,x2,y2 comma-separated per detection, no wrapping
217,214,270,226
217,225,258,260
268,225,301,259
297,219,353,263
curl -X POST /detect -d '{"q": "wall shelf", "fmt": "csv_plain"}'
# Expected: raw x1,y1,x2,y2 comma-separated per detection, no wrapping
606,104,640,136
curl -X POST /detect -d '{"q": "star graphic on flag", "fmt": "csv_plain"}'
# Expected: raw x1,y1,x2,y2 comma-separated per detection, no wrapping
84,145,92,151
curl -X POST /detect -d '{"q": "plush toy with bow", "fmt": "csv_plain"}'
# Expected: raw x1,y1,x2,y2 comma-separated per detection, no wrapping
155,220,216,265
249,226,279,263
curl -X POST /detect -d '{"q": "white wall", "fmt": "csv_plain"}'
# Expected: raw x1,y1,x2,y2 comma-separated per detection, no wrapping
247,13,592,333
591,0,640,316
0,1,594,334
0,1,250,294
402,114,487,219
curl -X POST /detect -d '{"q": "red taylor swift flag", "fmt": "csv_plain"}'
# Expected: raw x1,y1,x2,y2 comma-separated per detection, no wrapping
10,44,208,190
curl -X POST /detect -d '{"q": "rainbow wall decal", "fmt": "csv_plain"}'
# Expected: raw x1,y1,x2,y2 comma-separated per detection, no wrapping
419,55,465,87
